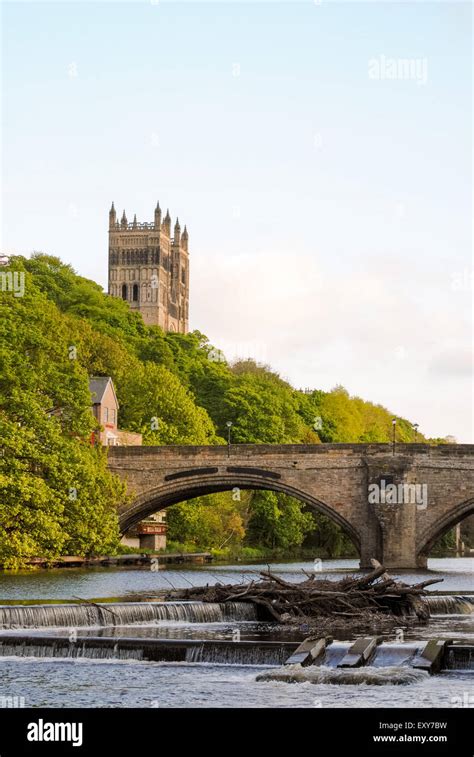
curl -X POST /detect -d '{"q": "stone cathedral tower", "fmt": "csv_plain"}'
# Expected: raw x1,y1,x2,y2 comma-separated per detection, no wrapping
108,201,189,332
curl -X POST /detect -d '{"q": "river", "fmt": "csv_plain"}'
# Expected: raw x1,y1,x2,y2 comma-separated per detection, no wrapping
0,558,472,708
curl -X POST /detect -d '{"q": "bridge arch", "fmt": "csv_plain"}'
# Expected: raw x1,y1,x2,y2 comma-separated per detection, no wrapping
118,472,362,554
109,443,474,568
417,496,474,561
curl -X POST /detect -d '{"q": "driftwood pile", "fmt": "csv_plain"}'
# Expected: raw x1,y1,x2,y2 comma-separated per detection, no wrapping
166,561,442,623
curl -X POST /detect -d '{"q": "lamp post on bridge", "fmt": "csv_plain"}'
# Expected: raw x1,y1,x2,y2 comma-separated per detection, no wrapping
226,421,233,458
392,418,397,456
413,423,419,442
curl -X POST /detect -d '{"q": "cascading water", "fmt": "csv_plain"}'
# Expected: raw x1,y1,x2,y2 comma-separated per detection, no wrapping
370,643,422,667
0,640,144,661
443,646,474,671
319,643,351,668
0,601,256,630
185,643,291,666
316,642,425,668
256,664,430,686
0,634,297,665
0,644,143,660
0,595,470,631
424,596,474,615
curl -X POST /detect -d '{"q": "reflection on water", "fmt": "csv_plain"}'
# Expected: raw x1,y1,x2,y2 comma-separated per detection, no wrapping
0,558,472,601
2,621,300,642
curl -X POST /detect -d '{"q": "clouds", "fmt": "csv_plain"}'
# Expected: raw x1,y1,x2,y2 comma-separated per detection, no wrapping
2,1,472,441
428,351,473,379
192,247,472,441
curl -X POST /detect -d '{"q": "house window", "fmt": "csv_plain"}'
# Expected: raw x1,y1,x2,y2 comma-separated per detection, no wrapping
112,408,116,425
104,407,108,422
121,283,128,300
132,283,139,302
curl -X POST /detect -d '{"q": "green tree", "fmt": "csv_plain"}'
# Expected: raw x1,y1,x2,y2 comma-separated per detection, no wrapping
118,362,220,445
0,264,125,568
245,490,314,550
166,493,245,549
0,253,433,564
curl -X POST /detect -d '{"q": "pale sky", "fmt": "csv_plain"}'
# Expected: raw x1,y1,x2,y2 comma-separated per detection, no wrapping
2,1,472,441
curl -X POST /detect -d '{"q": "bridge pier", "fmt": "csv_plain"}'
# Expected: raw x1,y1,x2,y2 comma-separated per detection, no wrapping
109,444,474,573
359,527,383,569
368,457,427,569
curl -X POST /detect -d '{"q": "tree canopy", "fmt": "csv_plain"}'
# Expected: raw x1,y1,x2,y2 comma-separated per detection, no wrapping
0,254,437,566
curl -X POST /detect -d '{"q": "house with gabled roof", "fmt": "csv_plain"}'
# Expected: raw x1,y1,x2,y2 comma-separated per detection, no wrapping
89,376,142,447
89,377,166,549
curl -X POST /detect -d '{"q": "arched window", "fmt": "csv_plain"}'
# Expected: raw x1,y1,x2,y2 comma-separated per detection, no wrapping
132,283,139,302
121,283,128,300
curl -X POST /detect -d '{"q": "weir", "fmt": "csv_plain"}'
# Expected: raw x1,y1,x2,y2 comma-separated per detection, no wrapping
0,633,472,670
0,635,298,665
0,601,257,630
423,596,474,615
443,643,474,671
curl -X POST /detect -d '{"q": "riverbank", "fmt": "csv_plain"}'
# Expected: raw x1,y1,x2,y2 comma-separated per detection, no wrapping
2,542,470,573
0,552,213,570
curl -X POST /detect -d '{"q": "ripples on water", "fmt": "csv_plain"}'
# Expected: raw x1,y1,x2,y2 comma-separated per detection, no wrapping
0,658,471,708
0,558,471,708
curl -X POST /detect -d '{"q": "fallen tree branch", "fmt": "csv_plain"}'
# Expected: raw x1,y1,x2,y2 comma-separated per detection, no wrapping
164,562,443,624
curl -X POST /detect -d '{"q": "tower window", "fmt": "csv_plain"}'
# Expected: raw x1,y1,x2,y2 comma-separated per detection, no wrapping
132,283,139,302
121,283,128,300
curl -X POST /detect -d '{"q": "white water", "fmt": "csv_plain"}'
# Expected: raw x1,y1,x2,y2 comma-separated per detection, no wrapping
0,658,469,707
257,663,430,686
0,558,471,707
424,596,474,615
0,601,256,629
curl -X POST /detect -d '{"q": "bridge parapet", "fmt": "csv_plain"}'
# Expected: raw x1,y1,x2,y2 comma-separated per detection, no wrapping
107,444,474,569
108,443,474,460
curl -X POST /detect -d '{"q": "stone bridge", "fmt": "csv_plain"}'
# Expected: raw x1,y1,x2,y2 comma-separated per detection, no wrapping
107,444,474,568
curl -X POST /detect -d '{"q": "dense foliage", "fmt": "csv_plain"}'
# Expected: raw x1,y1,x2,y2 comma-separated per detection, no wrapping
1,254,442,567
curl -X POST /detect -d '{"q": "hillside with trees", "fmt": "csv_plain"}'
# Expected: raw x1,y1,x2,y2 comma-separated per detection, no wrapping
0,254,439,568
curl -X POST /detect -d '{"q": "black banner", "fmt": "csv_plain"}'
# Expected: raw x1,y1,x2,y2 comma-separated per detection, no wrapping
0,708,471,755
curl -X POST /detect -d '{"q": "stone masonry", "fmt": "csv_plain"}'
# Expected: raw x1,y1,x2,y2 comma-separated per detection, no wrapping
107,443,474,569
108,201,189,332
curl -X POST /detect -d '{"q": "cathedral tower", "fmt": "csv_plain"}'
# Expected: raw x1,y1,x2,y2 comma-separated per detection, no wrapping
108,201,189,332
